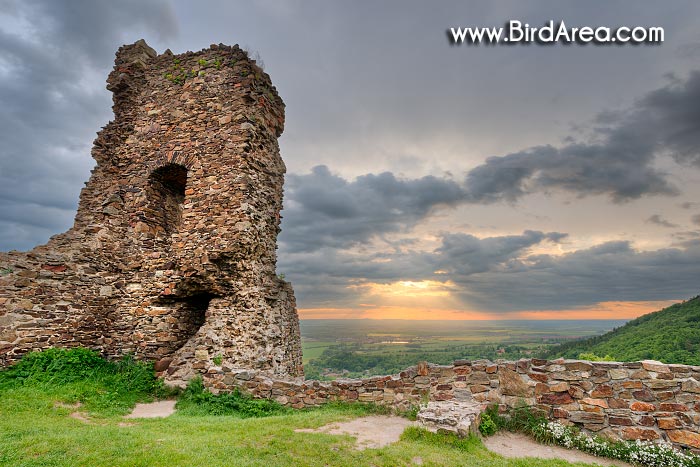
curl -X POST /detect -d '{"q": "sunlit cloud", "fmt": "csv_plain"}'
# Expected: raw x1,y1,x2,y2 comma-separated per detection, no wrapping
2,1,700,322
352,280,457,298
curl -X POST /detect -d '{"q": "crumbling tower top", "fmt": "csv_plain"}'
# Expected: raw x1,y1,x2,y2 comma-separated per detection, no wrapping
0,40,302,383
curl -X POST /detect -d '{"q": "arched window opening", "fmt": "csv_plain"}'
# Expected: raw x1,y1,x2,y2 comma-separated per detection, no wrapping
145,164,187,236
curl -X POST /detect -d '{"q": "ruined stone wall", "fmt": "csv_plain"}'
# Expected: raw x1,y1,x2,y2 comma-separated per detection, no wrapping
213,358,700,452
0,40,303,381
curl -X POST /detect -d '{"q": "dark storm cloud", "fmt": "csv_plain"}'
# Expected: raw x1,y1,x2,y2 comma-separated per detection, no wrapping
462,72,700,203
463,142,677,204
0,0,176,250
646,214,678,228
279,68,700,257
434,230,567,275
31,0,177,65
281,165,466,253
641,71,700,167
451,241,700,312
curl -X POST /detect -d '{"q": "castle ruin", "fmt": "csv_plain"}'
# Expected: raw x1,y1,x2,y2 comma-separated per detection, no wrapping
0,40,302,384
2,40,700,452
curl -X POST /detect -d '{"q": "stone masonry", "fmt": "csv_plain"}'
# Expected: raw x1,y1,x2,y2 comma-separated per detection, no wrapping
2,39,700,454
0,40,302,382
215,359,700,452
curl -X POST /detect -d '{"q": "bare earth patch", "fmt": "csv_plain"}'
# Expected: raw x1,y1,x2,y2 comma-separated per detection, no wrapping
295,416,416,450
53,401,82,410
68,411,92,424
124,400,176,419
117,422,138,427
297,416,633,465
483,432,634,467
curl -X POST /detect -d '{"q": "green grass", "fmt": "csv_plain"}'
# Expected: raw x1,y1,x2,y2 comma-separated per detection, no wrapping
0,349,613,467
0,348,172,416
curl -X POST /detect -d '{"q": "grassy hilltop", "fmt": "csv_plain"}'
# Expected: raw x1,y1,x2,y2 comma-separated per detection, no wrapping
0,348,605,467
545,296,700,365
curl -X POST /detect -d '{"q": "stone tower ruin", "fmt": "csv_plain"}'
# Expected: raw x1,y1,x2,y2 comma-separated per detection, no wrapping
0,40,303,384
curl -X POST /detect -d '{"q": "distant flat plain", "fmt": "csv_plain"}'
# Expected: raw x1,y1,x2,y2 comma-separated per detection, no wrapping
300,319,628,378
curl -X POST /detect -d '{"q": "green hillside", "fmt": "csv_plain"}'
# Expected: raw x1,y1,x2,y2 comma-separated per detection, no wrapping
545,296,700,365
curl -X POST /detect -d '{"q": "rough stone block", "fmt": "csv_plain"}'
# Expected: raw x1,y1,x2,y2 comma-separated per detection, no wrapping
621,427,660,441
417,401,482,438
668,430,700,448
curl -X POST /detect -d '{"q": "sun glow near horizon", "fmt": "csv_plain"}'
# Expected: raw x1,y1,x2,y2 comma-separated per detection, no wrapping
351,280,457,298
302,275,681,320
298,299,680,321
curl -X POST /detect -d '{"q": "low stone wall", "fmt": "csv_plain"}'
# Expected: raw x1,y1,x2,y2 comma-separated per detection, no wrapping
198,358,700,451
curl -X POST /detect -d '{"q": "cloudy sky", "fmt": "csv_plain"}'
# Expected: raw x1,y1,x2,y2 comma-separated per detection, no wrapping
2,1,700,320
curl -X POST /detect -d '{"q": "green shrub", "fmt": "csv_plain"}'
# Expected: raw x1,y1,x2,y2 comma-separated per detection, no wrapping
403,404,420,421
0,347,108,385
505,404,548,435
175,377,288,417
478,413,497,436
482,403,507,430
578,352,615,362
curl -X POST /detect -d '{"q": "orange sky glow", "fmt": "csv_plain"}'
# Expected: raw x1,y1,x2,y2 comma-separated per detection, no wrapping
298,299,680,320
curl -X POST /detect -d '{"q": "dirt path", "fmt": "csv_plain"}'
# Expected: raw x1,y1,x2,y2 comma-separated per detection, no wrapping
296,415,633,466
295,416,416,450
483,432,634,467
124,400,176,419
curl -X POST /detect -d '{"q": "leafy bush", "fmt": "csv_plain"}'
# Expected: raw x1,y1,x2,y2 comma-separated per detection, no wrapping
478,413,497,436
578,353,615,362
175,377,288,417
489,403,548,435
0,347,109,384
403,404,420,421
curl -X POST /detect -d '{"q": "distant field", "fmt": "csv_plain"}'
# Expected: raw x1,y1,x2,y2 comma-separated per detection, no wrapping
301,341,335,364
300,319,627,379
300,319,626,341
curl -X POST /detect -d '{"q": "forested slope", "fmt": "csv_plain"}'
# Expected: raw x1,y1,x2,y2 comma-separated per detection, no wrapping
545,296,700,365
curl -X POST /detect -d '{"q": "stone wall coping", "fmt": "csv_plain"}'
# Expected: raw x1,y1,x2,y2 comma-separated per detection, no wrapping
206,358,700,451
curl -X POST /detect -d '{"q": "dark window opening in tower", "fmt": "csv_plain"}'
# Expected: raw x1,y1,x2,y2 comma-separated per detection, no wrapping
146,164,187,236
